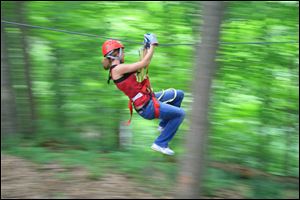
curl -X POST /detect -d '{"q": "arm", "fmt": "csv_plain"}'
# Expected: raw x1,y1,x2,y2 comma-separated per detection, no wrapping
115,45,156,75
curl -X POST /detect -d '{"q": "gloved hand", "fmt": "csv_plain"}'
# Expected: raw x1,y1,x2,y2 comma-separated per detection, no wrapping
144,33,158,48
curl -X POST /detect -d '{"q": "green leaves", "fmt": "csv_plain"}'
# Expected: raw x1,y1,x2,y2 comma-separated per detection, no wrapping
2,0,298,177
211,1,299,176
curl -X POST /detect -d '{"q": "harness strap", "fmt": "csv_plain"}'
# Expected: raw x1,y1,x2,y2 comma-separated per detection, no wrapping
126,99,133,126
126,89,160,125
106,48,123,61
132,92,143,102
125,47,160,125
126,94,160,125
157,88,177,103
152,95,160,118
107,64,118,84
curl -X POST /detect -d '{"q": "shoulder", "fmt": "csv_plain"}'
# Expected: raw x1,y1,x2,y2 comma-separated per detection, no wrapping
116,62,145,75
114,63,139,76
111,64,136,80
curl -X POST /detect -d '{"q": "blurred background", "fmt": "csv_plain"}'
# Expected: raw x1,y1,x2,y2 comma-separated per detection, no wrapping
1,1,299,199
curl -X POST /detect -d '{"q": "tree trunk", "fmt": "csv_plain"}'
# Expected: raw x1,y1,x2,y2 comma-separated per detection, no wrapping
175,1,226,198
1,18,18,137
17,1,37,134
52,48,66,129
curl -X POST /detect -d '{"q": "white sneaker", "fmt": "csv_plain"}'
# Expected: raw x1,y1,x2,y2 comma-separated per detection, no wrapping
151,143,175,156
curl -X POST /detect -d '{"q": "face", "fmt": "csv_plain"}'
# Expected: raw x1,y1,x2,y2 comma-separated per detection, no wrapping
121,49,125,63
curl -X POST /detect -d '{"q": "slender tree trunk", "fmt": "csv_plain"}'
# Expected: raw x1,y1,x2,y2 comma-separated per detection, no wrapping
175,2,226,198
17,1,37,134
52,48,66,129
284,129,290,175
1,19,18,137
256,59,272,171
283,64,298,176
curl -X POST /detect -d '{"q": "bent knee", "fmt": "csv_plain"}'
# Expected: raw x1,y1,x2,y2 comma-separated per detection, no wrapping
176,90,184,99
179,108,185,119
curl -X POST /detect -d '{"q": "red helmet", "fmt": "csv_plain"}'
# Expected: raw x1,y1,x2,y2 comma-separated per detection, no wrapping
102,39,124,57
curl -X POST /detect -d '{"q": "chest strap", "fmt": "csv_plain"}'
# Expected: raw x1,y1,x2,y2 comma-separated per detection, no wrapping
107,65,117,84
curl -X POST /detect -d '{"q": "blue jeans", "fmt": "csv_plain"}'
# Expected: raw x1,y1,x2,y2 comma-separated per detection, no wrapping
137,89,185,148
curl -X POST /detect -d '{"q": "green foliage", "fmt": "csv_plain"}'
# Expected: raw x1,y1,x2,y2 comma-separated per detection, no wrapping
1,1,299,198
202,168,299,199
210,1,299,176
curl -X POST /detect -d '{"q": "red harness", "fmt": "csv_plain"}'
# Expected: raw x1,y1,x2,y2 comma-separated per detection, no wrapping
108,65,160,125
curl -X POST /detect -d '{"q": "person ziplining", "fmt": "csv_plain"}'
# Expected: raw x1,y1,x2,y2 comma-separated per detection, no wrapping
102,34,185,156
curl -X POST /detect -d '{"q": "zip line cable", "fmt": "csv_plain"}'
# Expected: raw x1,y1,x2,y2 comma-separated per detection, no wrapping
1,20,142,45
1,20,299,46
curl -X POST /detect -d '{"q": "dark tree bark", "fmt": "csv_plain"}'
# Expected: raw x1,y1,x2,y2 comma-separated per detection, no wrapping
16,1,37,134
1,19,18,137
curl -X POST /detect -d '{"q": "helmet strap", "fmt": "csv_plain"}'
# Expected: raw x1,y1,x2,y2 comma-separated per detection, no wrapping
106,48,123,63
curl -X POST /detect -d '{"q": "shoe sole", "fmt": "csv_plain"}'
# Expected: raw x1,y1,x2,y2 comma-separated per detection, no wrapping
151,147,174,156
